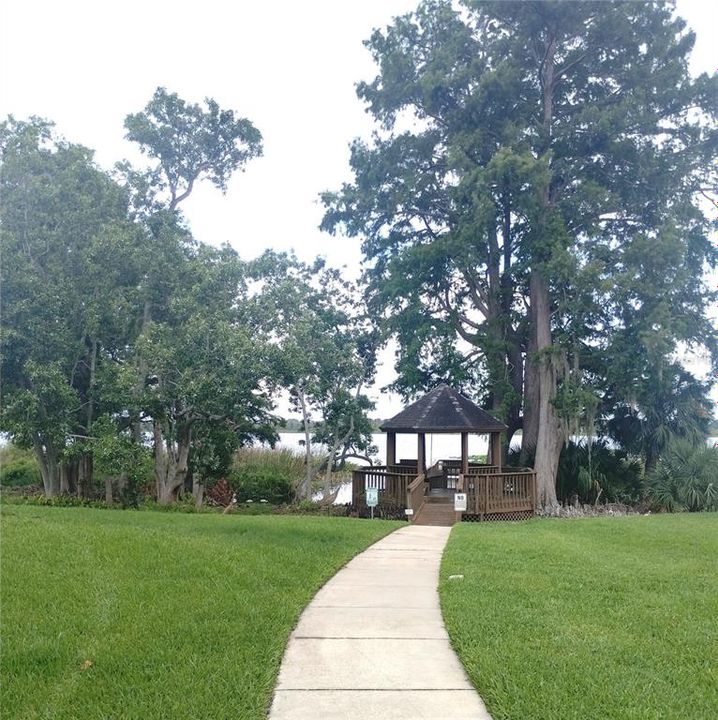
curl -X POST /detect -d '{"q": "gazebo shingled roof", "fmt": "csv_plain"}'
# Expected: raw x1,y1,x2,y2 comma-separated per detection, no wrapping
379,384,507,434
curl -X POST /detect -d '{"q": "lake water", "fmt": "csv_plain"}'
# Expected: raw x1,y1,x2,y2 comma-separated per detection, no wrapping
278,432,718,467
278,432,495,466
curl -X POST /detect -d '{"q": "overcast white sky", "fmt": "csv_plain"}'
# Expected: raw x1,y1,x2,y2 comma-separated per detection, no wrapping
1,0,716,419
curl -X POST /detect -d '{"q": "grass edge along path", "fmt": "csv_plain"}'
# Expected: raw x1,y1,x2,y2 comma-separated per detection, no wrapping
440,514,718,720
1,505,401,720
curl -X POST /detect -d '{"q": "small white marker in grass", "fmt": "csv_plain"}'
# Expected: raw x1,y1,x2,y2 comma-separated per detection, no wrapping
448,574,464,581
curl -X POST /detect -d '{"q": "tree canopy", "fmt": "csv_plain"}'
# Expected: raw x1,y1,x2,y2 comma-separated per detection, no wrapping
2,4,717,510
0,91,376,505
323,0,718,507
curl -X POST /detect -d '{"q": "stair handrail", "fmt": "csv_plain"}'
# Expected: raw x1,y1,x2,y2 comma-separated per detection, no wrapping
406,473,427,522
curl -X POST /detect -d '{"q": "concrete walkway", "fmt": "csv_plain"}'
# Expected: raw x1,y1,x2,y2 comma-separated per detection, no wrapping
268,525,491,720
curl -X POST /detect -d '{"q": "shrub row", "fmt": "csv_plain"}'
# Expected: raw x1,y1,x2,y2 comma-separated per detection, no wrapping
4,440,714,513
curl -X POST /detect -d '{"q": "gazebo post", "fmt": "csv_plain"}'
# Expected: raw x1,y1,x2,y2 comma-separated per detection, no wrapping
386,431,396,468
417,432,426,475
490,432,502,471
461,431,469,474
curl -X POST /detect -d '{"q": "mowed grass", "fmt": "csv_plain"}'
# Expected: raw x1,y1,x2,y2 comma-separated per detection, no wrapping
1,506,401,719
441,515,718,720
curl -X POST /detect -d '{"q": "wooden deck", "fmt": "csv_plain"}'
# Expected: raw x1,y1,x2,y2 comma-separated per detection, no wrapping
352,461,536,523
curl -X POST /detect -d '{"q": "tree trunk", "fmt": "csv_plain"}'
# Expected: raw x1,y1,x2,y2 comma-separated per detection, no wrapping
530,271,562,511
153,418,192,504
521,323,540,466
131,300,153,443
118,472,128,494
504,340,524,463
76,453,93,499
86,338,97,436
192,473,205,509
33,436,60,497
59,462,70,494
527,29,563,511
644,447,659,475
486,222,507,417
297,389,313,500
322,416,355,501
153,420,169,500
174,423,191,500
63,457,79,496
321,452,335,501
78,456,87,498
105,476,115,505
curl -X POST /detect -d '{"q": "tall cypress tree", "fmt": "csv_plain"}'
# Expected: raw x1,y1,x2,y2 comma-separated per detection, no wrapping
323,0,717,508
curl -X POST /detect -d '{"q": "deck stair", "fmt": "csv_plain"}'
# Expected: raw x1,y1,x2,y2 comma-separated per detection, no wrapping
414,492,456,526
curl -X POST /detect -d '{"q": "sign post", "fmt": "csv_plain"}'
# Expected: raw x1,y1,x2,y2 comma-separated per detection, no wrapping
366,487,378,519
454,492,467,513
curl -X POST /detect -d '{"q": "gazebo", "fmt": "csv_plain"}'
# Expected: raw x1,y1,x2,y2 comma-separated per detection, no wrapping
351,385,536,524
380,384,507,477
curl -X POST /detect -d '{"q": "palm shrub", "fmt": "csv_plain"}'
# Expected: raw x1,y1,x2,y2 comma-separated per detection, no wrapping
512,440,644,505
645,439,718,512
556,440,644,504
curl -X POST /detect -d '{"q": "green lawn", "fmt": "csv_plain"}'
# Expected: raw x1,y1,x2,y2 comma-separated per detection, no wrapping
440,514,718,720
1,505,400,719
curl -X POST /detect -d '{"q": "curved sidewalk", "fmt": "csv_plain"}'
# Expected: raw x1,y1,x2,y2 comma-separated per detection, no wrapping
268,525,491,720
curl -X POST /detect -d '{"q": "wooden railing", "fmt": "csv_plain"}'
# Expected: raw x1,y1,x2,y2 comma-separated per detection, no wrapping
352,466,418,508
429,461,502,489
406,473,427,520
463,464,501,476
397,459,419,468
438,461,460,489
352,462,536,518
462,468,536,516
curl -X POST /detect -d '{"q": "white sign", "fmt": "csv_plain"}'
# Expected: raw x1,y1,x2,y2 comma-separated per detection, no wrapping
366,488,379,507
454,493,467,512
404,508,414,516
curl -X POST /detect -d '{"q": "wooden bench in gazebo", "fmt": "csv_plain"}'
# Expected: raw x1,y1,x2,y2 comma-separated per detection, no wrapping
351,384,536,525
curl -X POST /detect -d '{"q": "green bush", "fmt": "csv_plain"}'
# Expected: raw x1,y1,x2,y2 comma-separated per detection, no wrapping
0,445,42,487
646,440,717,512
228,447,305,504
91,417,155,507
